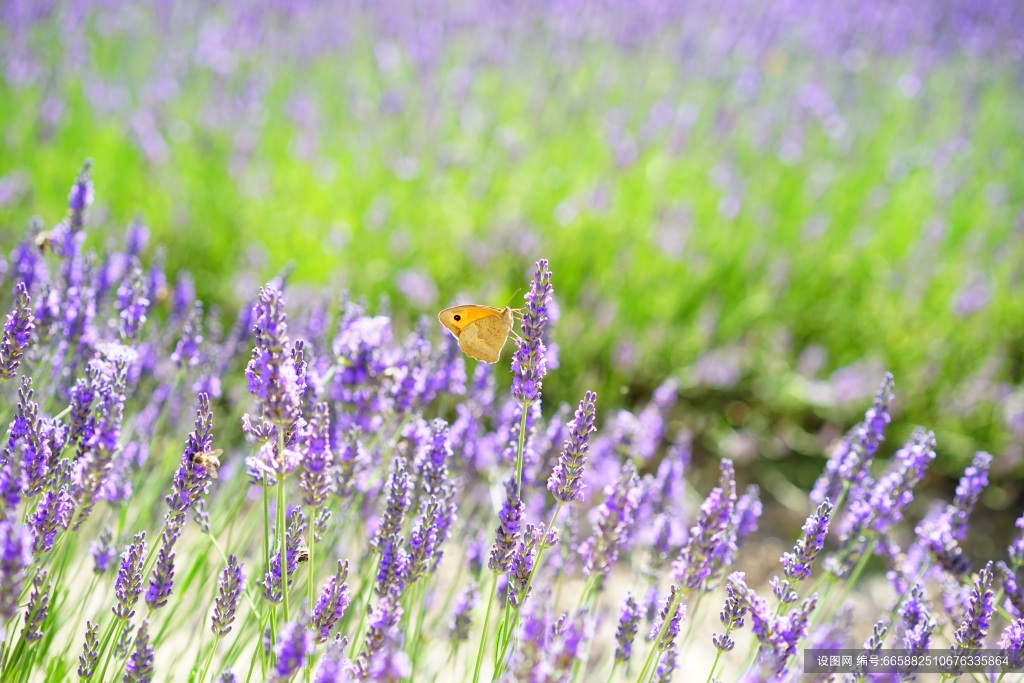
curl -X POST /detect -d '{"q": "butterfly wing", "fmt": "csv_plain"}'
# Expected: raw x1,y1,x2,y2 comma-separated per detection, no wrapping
438,305,505,337
457,309,513,363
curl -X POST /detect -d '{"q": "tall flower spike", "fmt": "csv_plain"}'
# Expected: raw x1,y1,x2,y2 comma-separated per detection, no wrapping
246,284,302,428
952,562,994,653
371,457,409,551
212,556,245,637
299,402,334,508
487,476,523,574
273,615,315,682
580,460,642,580
0,282,34,382
511,259,552,407
78,620,100,679
21,569,50,642
172,300,204,369
672,459,737,592
112,532,146,620
713,572,748,653
312,560,351,643
124,619,154,683
614,592,641,662
547,391,597,504
448,583,478,643
782,499,833,583
117,261,150,342
0,520,33,623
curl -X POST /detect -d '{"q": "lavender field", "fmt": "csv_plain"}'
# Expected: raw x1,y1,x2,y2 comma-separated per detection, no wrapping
1,1,1024,682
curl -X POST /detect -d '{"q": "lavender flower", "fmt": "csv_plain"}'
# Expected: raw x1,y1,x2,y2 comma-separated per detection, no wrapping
78,620,100,679
124,619,153,683
172,300,204,368
246,284,303,428
672,459,737,592
312,560,351,643
145,524,179,610
356,595,403,678
545,610,592,681
374,539,409,598
116,261,150,341
91,526,116,574
950,451,991,538
212,556,245,638
649,585,684,651
0,519,32,622
113,532,147,620
508,524,540,609
0,282,34,381
547,390,597,504
371,457,409,551
580,460,642,580
713,572,748,653
488,477,523,574
448,583,478,643
314,638,354,682
299,402,333,508
898,582,935,664
614,592,641,662
811,373,893,505
952,561,994,653
511,259,552,407
21,569,50,642
734,485,762,542
263,508,305,603
30,486,73,554
997,617,1024,670
782,499,832,583
273,616,315,682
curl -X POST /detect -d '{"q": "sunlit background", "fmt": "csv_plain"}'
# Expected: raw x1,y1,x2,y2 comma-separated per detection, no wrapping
2,1,1023,497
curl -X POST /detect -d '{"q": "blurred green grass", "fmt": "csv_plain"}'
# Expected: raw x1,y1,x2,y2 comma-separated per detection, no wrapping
1,16,1023,484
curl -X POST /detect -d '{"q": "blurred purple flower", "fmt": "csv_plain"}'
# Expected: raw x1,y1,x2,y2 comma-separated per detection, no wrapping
511,259,552,407
580,460,642,580
0,282,34,381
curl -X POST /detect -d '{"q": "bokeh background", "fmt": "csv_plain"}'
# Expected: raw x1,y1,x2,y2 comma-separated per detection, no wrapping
2,1,1023,512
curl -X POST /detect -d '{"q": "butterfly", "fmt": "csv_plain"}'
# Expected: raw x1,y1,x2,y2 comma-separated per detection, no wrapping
438,304,517,364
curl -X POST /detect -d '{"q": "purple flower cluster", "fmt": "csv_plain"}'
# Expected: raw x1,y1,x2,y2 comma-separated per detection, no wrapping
511,260,552,407
0,282,34,382
547,391,597,504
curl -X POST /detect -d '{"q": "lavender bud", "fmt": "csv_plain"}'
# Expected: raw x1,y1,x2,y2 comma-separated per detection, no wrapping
547,391,597,504
511,260,552,406
78,620,100,679
273,615,315,682
171,300,204,369
113,532,147,620
21,569,50,642
952,562,994,654
124,619,153,683
782,499,832,583
0,282,34,381
614,592,641,662
312,560,351,643
246,285,302,428
212,556,245,638
487,477,523,574
91,526,116,574
448,583,478,643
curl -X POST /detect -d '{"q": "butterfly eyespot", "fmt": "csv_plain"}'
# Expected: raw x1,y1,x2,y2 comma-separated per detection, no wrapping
453,314,461,321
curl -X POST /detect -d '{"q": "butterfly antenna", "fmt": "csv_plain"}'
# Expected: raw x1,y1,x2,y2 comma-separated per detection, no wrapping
504,288,523,310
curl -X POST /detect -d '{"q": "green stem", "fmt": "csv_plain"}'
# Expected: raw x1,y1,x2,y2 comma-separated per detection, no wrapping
494,502,564,673
514,401,530,498
197,636,221,683
277,428,289,624
635,589,684,683
472,572,499,683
